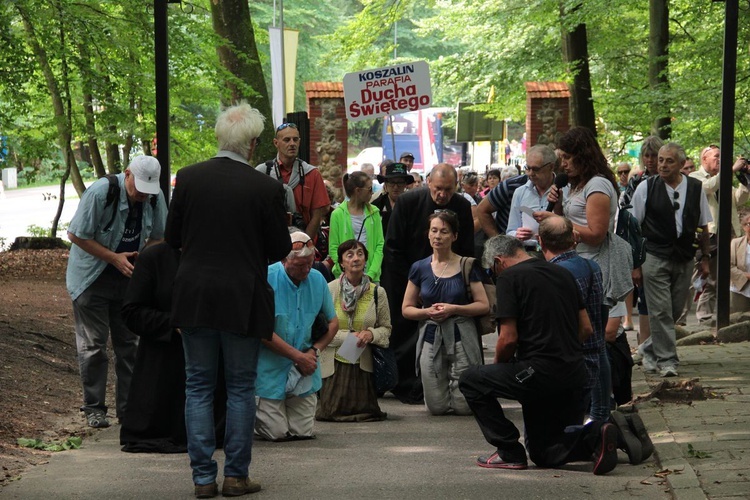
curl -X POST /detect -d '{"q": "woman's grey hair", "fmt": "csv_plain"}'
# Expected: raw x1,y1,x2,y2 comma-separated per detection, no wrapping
500,165,519,181
640,135,664,165
215,102,265,159
482,235,524,268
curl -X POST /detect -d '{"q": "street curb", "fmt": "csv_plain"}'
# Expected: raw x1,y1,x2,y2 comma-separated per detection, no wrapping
632,365,707,500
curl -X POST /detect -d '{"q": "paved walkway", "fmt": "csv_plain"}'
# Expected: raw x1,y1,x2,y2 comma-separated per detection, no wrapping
634,340,750,500
2,337,749,498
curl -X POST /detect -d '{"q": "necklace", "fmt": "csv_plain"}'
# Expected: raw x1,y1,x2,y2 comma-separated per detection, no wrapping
433,256,452,284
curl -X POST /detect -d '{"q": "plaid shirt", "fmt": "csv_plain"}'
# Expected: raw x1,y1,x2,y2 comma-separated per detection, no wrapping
550,251,605,390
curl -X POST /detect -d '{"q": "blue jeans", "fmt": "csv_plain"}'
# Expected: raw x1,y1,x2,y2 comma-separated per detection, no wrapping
182,328,261,485
589,347,612,422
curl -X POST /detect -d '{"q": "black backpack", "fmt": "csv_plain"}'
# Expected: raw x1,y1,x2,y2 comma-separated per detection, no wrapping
102,174,157,231
615,205,646,269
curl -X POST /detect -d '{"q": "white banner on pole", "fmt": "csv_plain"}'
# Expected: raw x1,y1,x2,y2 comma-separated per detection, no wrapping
269,27,284,128
343,61,432,122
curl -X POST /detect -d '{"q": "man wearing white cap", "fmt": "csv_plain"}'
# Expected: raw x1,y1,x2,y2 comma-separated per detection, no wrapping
255,231,338,442
66,155,167,429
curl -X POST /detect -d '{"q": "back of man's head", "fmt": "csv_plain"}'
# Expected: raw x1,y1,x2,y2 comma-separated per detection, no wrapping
482,235,525,268
538,216,575,256
215,102,265,160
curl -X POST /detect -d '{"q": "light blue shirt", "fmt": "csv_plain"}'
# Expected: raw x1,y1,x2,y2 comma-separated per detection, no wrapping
66,173,167,300
256,262,335,400
506,178,554,247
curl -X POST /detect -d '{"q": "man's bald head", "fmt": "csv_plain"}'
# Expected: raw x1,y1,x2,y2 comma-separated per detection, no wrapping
538,215,575,254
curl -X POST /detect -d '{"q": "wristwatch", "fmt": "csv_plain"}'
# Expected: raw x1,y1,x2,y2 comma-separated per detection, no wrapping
311,347,321,357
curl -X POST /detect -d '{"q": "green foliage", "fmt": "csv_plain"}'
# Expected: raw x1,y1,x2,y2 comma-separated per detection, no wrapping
26,222,69,238
687,443,712,459
17,436,82,452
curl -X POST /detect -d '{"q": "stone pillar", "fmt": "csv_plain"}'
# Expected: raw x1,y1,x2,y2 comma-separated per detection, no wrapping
525,82,571,148
305,82,347,192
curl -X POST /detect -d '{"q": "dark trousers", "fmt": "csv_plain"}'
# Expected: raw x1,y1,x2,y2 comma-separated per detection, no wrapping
459,362,601,467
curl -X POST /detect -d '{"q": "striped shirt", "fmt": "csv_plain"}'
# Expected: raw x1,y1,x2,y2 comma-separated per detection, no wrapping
485,174,528,234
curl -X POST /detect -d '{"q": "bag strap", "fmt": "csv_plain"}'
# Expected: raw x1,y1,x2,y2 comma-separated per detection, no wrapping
460,256,474,302
103,175,120,232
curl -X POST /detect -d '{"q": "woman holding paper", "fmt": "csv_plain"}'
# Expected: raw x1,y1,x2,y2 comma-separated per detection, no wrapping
402,211,489,416
316,239,391,422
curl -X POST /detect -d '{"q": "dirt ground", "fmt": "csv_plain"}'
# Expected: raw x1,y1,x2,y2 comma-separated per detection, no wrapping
0,249,94,486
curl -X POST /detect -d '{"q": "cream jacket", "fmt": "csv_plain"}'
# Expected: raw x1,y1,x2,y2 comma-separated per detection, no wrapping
320,281,392,379
690,167,749,237
730,235,749,291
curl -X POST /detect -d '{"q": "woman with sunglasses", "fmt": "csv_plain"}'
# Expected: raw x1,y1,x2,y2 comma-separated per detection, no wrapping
316,239,391,421
328,171,384,283
401,211,489,415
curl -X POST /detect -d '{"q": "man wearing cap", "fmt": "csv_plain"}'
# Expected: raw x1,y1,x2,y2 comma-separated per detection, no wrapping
371,162,414,235
400,152,415,172
167,103,292,497
255,231,338,442
67,155,167,429
688,145,750,322
382,163,474,404
257,122,330,240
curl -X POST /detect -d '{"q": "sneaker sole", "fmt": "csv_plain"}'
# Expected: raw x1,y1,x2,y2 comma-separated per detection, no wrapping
476,454,528,470
593,423,618,475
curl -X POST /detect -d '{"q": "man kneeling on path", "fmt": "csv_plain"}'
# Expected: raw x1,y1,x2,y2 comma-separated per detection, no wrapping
255,231,338,441
458,235,618,475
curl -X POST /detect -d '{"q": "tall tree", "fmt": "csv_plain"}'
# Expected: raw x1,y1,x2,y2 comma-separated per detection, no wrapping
650,0,670,139
210,0,274,160
560,2,596,133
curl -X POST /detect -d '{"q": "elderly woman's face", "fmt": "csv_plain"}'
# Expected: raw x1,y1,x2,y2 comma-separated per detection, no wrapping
340,245,366,276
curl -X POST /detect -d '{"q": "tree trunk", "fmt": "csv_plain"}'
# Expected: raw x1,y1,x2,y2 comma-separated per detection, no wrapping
649,0,671,139
560,3,596,134
77,42,106,178
210,0,275,162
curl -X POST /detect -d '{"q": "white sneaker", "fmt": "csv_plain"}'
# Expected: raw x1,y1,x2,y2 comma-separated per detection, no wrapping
660,366,678,377
642,355,658,373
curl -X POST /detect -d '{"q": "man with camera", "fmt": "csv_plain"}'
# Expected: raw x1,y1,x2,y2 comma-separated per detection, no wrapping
257,123,331,240
688,145,750,322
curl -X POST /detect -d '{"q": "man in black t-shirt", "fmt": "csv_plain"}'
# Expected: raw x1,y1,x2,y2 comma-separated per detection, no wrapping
459,235,619,475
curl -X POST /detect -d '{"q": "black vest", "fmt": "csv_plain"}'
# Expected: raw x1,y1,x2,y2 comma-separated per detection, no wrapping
642,175,703,262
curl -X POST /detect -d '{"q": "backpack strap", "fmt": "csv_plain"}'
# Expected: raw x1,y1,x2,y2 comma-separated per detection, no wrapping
103,175,120,232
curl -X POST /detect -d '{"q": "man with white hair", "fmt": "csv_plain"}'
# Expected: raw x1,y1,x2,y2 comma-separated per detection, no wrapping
255,231,338,442
167,102,292,497
67,155,167,429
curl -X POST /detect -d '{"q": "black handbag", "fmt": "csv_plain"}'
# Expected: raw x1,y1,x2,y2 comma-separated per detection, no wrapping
369,285,398,394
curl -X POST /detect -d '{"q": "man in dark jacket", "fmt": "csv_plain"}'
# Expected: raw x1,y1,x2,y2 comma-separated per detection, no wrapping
166,103,291,498
382,163,473,404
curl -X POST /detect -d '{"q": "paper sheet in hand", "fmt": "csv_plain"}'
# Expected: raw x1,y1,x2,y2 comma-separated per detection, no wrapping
519,207,539,233
336,332,366,363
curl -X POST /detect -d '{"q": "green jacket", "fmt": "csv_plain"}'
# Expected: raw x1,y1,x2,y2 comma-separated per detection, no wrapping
328,201,384,282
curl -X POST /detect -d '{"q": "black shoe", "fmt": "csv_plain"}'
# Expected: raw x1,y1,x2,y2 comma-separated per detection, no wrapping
476,451,528,470
609,411,643,465
625,413,654,463
592,423,618,475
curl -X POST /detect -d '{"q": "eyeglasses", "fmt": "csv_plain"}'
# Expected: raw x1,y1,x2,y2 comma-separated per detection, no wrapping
672,191,680,211
525,162,552,173
434,209,457,216
291,239,314,251
617,170,630,175
276,122,298,132
743,222,750,227
359,185,373,193
386,180,408,187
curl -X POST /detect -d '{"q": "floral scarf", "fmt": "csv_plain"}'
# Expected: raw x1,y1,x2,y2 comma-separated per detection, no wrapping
339,274,371,331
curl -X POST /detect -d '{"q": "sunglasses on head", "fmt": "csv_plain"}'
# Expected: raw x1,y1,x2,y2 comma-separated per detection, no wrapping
276,122,298,132
291,239,314,251
434,209,457,216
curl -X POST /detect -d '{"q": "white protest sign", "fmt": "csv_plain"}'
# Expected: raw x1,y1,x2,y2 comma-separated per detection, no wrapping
343,61,432,121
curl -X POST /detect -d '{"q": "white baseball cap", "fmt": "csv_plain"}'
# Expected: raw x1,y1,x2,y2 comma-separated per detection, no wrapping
128,156,161,195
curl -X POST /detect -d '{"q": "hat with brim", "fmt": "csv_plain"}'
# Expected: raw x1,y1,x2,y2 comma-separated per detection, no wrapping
128,155,161,195
377,162,415,184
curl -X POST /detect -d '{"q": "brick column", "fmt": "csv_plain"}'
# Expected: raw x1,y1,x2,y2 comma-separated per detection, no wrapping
305,82,347,191
525,82,571,148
